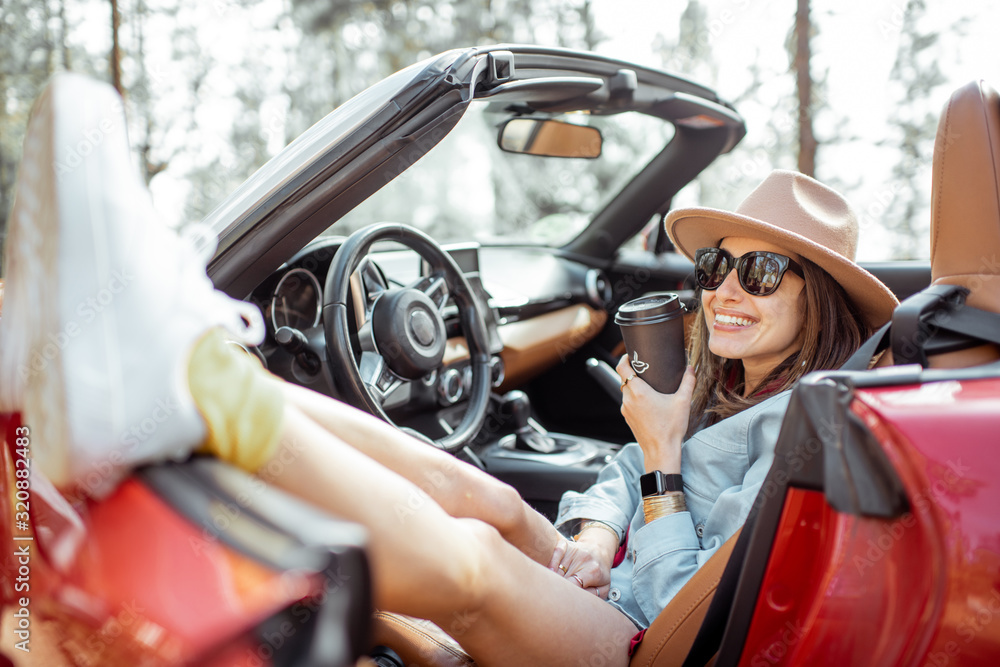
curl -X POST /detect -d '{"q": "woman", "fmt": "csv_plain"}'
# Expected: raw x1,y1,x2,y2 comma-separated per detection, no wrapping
0,76,897,665
553,172,898,629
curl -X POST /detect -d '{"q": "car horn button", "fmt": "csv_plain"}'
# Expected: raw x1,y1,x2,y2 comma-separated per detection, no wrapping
409,309,436,346
371,288,447,379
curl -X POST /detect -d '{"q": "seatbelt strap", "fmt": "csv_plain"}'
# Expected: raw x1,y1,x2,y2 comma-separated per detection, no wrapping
930,306,1000,346
839,322,892,371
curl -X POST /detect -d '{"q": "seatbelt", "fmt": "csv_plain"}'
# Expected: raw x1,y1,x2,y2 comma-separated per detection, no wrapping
839,322,892,371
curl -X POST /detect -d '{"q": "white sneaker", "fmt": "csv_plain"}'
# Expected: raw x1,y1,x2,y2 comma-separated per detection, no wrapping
0,73,264,497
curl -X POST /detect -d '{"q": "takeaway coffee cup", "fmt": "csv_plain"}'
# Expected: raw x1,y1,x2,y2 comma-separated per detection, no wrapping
615,293,687,394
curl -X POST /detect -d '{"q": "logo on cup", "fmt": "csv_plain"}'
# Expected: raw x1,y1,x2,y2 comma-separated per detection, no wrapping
630,351,649,374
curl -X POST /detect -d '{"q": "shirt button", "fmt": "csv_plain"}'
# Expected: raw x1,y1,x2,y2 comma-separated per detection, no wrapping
609,588,621,602
696,524,705,538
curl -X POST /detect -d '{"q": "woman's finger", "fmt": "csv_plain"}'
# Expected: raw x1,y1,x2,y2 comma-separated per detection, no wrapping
548,538,568,572
615,354,631,379
676,365,697,398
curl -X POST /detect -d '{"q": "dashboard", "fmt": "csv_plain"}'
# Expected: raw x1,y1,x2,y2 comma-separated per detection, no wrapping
246,237,613,439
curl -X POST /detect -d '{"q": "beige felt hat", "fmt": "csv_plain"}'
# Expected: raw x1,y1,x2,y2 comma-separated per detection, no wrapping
665,169,898,328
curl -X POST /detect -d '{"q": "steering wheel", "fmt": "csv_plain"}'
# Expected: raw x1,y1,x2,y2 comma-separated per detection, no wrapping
323,223,492,452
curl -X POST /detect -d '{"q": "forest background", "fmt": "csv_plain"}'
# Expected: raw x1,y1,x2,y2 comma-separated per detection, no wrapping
0,0,994,260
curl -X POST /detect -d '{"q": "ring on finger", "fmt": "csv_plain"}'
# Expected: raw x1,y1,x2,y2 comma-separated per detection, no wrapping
620,373,637,391
570,574,584,587
558,564,567,574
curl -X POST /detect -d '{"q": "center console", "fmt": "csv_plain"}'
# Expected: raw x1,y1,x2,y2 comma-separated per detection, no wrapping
471,390,622,521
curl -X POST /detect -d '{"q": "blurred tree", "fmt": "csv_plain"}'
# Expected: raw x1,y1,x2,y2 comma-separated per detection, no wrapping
884,0,947,259
0,0,65,243
110,0,123,95
660,0,796,216
128,0,170,184
792,0,815,177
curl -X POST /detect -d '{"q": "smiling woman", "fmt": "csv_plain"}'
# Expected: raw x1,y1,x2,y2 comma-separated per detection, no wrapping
577,170,897,633
666,170,899,426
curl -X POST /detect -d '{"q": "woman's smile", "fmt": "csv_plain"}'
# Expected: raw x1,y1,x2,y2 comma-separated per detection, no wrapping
712,310,756,329
702,237,807,391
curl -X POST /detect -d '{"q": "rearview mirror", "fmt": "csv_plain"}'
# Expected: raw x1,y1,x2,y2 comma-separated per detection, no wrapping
497,118,602,158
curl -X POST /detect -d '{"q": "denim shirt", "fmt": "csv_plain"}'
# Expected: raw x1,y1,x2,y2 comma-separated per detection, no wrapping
555,390,791,629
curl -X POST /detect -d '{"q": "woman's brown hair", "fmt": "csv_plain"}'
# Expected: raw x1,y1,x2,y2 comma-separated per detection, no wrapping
686,257,874,433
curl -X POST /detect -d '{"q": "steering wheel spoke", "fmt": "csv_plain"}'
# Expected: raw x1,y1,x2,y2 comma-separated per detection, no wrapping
408,273,450,312
356,258,389,322
359,351,405,405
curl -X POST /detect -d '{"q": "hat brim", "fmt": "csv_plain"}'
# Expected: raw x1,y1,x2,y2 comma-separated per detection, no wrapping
665,207,899,328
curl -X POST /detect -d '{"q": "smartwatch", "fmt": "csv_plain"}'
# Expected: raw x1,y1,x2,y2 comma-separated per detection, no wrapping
640,471,683,497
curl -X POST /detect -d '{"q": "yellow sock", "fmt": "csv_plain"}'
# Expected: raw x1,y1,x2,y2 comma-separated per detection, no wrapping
188,329,284,472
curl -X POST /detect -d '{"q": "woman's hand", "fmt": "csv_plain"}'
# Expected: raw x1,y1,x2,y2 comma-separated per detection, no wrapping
548,530,616,598
616,356,696,473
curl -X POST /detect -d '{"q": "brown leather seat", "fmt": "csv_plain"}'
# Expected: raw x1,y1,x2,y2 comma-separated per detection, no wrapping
371,528,740,666
913,79,1000,369
929,80,1000,314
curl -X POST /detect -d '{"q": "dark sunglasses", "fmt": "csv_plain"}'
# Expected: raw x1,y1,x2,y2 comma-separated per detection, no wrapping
694,247,804,296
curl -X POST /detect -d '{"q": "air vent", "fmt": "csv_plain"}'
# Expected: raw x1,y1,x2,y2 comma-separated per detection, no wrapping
585,269,613,308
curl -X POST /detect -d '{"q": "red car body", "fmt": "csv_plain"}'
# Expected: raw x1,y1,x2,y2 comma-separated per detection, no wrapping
737,376,1000,666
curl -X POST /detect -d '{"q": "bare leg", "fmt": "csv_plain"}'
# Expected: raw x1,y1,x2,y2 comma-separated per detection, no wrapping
264,405,637,667
277,381,560,564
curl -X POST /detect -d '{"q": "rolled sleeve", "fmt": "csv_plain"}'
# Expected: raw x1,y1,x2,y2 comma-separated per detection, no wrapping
555,443,646,541
631,510,702,619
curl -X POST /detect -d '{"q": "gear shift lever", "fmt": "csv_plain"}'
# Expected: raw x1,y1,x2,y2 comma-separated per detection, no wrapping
499,390,559,453
503,390,531,430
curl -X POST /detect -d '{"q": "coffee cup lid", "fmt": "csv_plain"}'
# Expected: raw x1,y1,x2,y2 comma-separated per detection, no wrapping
615,293,684,325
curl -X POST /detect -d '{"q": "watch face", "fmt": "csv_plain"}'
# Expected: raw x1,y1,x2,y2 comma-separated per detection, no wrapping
640,472,662,497
641,471,683,496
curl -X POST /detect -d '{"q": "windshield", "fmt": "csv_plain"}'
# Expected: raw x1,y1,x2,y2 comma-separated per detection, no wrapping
325,100,675,246
204,58,429,242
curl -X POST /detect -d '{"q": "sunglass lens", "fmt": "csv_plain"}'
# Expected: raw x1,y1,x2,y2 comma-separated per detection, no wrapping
739,254,781,295
695,249,727,289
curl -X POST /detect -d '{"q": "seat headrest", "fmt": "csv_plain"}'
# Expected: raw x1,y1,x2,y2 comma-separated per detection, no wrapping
930,80,1000,314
